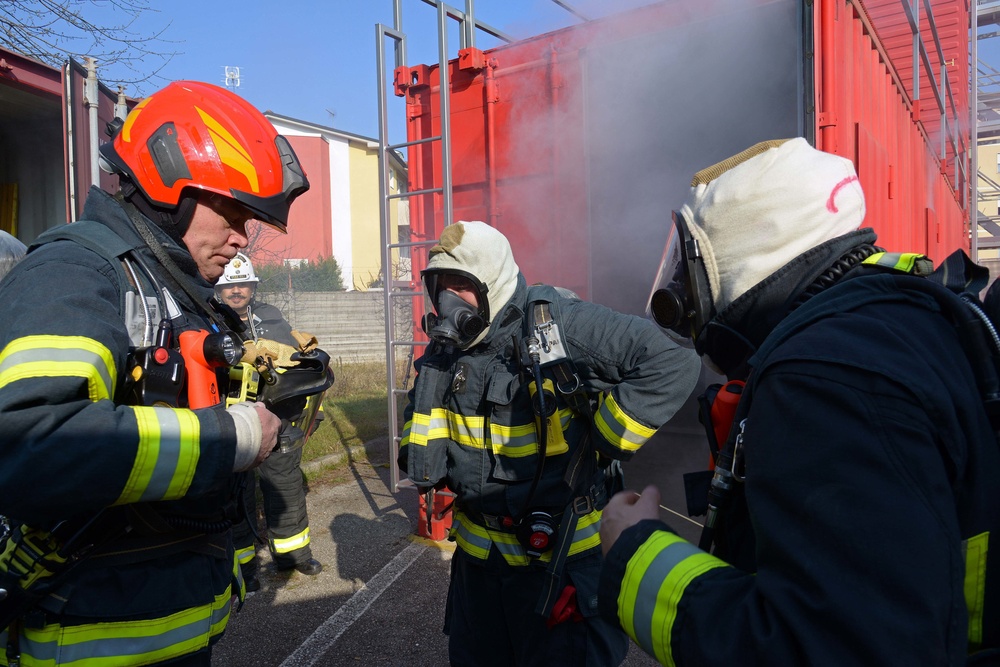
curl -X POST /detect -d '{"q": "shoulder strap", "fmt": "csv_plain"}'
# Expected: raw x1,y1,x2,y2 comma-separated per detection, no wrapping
30,220,139,316
30,219,136,262
525,284,588,408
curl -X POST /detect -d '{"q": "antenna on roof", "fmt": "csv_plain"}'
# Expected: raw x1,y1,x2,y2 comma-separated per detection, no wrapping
223,66,242,92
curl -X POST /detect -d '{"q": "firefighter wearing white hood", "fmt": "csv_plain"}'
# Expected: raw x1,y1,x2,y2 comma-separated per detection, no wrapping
598,138,1000,665
398,221,701,667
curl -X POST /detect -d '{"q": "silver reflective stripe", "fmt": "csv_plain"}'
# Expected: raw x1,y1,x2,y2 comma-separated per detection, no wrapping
0,346,113,400
490,426,537,455
452,516,492,556
573,516,600,544
19,599,229,664
595,399,645,449
139,407,187,502
632,540,702,657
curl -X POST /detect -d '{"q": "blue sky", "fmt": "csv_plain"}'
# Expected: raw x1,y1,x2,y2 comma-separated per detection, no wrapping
92,0,654,144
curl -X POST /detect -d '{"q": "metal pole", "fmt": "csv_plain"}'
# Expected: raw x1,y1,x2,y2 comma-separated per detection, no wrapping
84,57,100,189
438,2,454,228
376,23,401,491
464,0,476,50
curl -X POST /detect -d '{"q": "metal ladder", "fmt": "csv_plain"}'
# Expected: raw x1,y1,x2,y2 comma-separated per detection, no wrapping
375,0,514,492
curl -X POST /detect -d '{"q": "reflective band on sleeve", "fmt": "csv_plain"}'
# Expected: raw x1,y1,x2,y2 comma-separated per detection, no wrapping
0,335,116,401
619,531,728,667
964,531,989,650
116,406,201,505
271,527,311,554
400,418,413,447
17,586,232,666
594,393,656,453
409,409,486,448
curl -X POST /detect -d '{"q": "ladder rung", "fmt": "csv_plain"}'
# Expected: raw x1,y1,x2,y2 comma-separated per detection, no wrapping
388,187,442,200
389,239,438,249
391,340,429,347
388,136,442,150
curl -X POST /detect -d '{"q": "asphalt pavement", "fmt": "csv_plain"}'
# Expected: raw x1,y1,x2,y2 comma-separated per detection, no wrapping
212,369,716,667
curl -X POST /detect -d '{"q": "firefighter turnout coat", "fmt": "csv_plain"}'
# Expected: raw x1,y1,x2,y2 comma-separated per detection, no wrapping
598,242,1000,665
399,275,700,569
232,301,314,569
0,187,246,666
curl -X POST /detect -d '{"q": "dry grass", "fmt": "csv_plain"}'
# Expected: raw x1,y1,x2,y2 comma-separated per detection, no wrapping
300,361,411,477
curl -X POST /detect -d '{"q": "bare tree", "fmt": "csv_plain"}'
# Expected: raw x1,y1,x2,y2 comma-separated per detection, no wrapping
0,0,177,90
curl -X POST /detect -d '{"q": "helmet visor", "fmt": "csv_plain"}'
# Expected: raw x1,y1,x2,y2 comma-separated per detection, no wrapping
230,135,309,233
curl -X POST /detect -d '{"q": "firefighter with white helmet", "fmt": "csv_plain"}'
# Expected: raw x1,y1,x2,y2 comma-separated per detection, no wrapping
217,252,324,589
0,80,309,665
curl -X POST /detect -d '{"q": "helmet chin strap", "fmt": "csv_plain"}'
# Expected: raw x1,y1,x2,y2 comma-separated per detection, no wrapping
121,179,198,244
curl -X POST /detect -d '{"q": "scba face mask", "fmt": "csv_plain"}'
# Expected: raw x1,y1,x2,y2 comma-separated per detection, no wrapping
424,289,486,347
647,210,715,346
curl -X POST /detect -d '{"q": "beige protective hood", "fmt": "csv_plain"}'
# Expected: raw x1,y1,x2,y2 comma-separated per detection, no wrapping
425,220,520,348
680,137,866,314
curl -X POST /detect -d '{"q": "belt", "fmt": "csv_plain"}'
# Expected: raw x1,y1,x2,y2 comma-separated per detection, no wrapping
462,478,609,533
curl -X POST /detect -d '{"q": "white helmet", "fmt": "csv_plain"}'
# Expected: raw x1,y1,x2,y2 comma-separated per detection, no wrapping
218,252,259,285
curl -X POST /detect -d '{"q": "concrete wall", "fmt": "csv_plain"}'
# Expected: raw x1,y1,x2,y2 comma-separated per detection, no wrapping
256,290,411,364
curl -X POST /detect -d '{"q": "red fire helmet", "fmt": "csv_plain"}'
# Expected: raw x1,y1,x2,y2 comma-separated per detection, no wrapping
99,80,308,232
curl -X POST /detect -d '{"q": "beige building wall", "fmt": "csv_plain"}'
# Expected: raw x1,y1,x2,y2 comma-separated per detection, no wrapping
265,112,407,292
347,144,407,290
978,141,1000,262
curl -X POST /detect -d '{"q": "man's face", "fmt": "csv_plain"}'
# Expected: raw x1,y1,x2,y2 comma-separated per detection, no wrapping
217,282,256,316
183,193,254,282
437,273,479,309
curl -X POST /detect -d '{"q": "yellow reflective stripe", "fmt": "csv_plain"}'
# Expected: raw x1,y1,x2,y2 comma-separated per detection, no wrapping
232,552,248,604
0,335,116,401
490,420,537,457
400,418,413,447
453,509,602,566
489,408,574,458
567,510,602,555
619,530,728,667
409,409,486,448
595,393,656,453
443,410,484,447
964,531,989,650
116,407,201,505
408,412,430,446
235,545,256,566
451,511,492,559
272,527,311,554
862,251,925,273
18,587,232,666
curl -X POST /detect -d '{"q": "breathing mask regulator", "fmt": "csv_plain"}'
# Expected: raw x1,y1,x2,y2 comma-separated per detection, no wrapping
647,210,716,347
421,269,490,348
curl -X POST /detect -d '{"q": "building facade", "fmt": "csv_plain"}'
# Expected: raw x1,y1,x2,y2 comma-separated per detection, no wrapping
260,113,408,291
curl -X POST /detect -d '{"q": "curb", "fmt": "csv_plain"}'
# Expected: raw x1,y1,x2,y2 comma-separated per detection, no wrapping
301,436,389,475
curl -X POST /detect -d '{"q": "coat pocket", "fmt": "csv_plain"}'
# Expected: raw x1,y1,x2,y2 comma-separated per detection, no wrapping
486,370,537,482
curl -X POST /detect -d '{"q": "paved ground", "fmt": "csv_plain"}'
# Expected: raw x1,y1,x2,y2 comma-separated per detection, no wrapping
212,371,715,667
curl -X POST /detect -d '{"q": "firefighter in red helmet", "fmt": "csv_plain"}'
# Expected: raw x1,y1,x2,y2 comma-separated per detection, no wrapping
0,81,308,666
